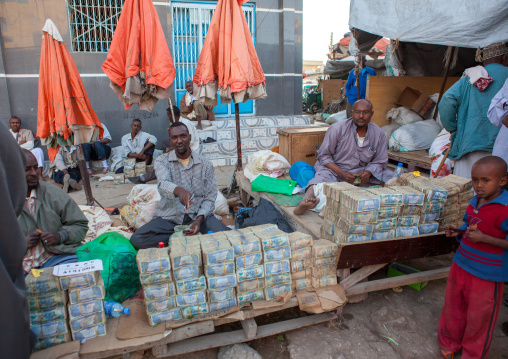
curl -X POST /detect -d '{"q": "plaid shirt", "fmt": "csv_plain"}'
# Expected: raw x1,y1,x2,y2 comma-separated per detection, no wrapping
22,189,53,274
153,150,217,223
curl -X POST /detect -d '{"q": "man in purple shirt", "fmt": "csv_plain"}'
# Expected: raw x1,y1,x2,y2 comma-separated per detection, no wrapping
294,99,389,215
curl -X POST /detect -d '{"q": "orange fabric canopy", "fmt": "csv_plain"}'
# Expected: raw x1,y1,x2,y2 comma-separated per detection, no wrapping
193,0,266,105
37,19,103,161
102,0,175,111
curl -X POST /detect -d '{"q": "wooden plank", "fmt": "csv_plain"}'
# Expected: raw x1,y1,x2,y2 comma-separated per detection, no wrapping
241,318,258,339
346,267,451,296
339,263,387,291
368,76,460,127
319,79,347,108
276,127,329,135
157,313,332,357
278,205,323,240
336,233,459,269
79,320,215,359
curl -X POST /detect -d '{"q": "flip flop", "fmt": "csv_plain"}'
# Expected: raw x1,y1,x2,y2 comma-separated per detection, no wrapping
503,322,508,337
440,348,454,359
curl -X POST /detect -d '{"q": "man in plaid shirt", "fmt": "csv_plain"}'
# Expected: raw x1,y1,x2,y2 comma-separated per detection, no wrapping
130,121,228,249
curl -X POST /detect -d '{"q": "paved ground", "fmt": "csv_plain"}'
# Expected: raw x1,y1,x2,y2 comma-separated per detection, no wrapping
64,167,508,359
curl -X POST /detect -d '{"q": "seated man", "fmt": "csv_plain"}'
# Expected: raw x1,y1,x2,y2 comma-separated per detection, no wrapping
19,150,89,274
53,145,82,193
9,116,45,180
294,99,389,215
132,106,199,183
130,121,227,249
180,81,215,130
82,123,112,175
118,119,156,173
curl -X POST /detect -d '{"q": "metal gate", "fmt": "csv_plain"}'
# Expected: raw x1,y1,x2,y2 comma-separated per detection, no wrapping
171,1,256,117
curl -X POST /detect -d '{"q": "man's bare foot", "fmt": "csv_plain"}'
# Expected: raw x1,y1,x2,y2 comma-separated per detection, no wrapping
293,197,320,215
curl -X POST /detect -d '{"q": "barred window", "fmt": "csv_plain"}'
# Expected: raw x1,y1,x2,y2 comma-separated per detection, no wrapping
67,0,125,52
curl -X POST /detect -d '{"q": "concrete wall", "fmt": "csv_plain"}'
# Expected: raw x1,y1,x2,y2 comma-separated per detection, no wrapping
0,0,302,147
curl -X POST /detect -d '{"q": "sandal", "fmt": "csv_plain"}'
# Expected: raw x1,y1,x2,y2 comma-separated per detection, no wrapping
440,348,454,359
502,322,508,337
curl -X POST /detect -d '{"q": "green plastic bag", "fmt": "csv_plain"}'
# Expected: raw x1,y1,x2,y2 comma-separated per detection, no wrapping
77,232,141,303
251,175,297,196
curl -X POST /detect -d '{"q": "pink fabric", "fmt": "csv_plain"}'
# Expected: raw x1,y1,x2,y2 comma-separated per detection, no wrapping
474,77,494,92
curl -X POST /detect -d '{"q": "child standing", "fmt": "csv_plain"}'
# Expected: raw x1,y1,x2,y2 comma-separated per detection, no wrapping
440,156,508,359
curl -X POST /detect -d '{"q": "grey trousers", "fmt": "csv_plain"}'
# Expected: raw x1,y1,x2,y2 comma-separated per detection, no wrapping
130,214,228,249
346,101,353,118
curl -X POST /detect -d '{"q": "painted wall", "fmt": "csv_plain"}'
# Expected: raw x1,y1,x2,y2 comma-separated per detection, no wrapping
0,0,302,147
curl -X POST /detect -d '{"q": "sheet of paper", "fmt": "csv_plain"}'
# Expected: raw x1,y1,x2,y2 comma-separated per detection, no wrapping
52,260,103,276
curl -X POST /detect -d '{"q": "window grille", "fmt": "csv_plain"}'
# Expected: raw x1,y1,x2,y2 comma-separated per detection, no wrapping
67,0,125,52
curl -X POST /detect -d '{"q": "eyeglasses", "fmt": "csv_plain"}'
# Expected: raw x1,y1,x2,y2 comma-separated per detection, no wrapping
353,110,371,115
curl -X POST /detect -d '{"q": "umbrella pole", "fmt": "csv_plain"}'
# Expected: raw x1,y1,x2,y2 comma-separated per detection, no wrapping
77,145,103,208
235,103,242,171
168,98,176,124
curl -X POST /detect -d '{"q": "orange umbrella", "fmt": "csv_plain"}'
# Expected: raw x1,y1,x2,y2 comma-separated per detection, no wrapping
102,0,176,112
193,0,267,170
37,19,103,162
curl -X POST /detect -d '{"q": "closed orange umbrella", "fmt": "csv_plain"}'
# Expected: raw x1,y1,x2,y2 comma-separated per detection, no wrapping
102,0,176,112
193,0,267,170
37,19,103,162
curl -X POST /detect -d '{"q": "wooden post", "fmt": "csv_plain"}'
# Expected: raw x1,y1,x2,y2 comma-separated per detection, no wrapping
356,55,361,101
433,143,452,178
433,46,455,121
168,98,176,123
235,102,242,171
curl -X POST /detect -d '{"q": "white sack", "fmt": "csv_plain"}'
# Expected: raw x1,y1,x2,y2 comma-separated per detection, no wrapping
389,120,442,152
381,124,400,146
386,106,423,126
325,110,348,124
244,150,291,182
214,191,230,216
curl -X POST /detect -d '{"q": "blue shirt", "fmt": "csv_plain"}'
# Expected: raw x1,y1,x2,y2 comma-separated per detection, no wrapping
345,67,376,105
438,63,508,160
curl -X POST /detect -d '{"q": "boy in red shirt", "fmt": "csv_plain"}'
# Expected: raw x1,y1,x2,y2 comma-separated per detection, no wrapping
440,156,508,359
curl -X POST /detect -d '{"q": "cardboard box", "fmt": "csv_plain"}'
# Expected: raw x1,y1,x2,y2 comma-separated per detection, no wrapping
221,214,235,227
387,263,428,291
396,87,435,118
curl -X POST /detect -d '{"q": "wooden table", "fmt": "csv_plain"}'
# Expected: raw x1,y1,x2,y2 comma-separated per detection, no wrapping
388,150,432,173
235,171,458,302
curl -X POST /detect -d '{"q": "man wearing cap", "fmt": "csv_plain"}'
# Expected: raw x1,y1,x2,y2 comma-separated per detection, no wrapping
180,80,215,130
439,42,508,178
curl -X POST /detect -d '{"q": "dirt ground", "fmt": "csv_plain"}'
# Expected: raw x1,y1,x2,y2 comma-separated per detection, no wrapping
65,167,508,359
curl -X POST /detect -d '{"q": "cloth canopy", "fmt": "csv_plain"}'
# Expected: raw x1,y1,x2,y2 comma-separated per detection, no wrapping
102,0,175,112
349,0,508,49
192,0,266,105
324,56,385,78
37,19,103,161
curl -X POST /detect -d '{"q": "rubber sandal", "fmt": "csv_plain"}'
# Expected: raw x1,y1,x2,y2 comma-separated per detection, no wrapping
440,348,454,359
502,322,508,337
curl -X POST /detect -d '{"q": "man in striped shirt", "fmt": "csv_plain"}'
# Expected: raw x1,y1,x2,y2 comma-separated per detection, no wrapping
130,121,227,249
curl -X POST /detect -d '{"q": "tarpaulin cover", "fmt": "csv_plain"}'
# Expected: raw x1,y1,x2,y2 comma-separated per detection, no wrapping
192,0,267,105
349,0,508,48
102,0,175,112
236,198,293,233
37,19,103,161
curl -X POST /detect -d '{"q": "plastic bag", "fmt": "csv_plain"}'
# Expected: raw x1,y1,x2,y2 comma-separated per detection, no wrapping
289,161,315,188
381,124,400,146
76,232,141,303
386,106,422,126
121,184,161,229
251,175,297,196
325,110,348,124
389,120,442,152
430,129,453,178
244,150,290,182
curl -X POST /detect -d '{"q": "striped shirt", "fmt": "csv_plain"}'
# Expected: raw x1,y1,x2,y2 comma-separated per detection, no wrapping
153,150,217,223
22,189,53,274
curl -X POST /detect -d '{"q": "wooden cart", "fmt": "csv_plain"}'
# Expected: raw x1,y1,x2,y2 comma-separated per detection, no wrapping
235,171,458,299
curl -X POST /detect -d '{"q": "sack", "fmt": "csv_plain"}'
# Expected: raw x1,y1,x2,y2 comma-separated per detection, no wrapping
214,191,230,216
430,129,453,178
381,124,400,146
251,175,297,196
389,120,442,152
386,106,422,126
289,161,315,188
121,184,161,229
76,232,141,303
325,110,348,124
244,150,290,182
